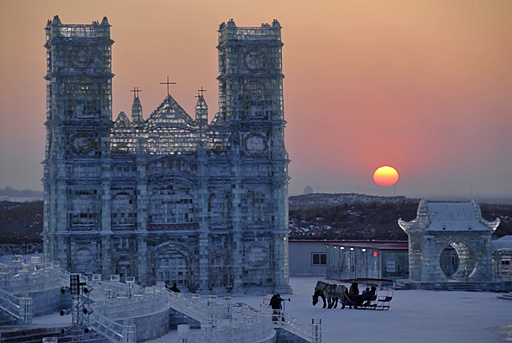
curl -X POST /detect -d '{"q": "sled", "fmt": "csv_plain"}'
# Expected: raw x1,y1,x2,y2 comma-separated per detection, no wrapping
357,288,394,311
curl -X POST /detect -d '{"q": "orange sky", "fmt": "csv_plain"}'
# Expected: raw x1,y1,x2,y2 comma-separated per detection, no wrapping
1,0,511,200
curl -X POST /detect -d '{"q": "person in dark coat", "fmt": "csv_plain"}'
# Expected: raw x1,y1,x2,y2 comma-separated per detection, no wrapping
169,282,181,292
270,294,284,321
349,282,359,309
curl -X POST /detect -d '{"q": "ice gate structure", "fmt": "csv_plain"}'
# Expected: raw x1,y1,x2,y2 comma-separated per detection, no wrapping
43,16,291,294
398,200,500,283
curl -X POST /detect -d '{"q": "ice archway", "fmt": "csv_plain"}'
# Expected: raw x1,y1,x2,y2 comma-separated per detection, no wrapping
399,200,500,282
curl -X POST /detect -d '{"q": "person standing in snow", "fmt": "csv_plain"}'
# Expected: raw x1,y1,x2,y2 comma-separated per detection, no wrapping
349,282,359,309
270,294,284,321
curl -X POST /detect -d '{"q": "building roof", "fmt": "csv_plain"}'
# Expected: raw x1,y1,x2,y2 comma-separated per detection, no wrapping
398,200,500,233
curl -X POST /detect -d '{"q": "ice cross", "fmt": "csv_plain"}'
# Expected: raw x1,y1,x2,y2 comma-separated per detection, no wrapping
130,87,142,98
160,76,176,95
196,87,207,98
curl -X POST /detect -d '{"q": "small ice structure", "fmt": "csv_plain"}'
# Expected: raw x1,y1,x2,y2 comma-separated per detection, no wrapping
399,200,500,283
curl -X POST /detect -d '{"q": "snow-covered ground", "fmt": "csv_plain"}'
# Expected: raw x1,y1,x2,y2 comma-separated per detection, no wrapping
32,276,512,342
144,277,512,343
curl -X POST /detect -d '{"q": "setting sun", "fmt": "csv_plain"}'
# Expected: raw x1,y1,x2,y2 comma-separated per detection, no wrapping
373,166,399,187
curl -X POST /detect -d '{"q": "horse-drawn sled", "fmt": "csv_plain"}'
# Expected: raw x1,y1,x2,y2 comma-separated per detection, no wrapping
355,288,394,311
312,280,394,311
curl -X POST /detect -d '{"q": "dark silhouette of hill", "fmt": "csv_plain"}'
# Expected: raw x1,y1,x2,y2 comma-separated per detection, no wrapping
0,195,509,246
0,201,43,243
0,187,43,198
289,193,511,240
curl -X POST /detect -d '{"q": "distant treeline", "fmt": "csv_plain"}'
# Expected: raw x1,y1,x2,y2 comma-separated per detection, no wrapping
289,194,511,240
0,195,510,245
0,187,43,198
0,201,43,243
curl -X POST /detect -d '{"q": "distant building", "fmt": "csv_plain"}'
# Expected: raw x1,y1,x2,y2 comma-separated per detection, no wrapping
324,241,408,282
289,240,329,276
43,16,291,293
289,240,408,280
398,200,500,282
492,235,512,281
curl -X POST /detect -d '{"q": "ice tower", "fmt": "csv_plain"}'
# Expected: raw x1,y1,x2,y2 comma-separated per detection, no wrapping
43,16,291,294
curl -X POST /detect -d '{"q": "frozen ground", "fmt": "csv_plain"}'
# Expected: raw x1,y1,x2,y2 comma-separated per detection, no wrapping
31,276,512,342
11,252,510,342
145,277,512,343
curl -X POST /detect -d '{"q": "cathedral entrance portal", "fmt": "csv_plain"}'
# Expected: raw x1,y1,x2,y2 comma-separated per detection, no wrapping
114,254,134,282
152,243,193,290
209,252,233,291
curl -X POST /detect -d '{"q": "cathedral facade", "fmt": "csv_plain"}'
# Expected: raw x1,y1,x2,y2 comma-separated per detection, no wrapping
43,16,291,293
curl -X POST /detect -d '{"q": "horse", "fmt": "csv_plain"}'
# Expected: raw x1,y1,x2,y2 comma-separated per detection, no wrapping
312,280,332,308
312,280,354,309
312,281,340,309
330,284,354,309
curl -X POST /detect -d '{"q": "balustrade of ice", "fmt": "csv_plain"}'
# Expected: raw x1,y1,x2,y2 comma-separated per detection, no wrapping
0,287,32,323
268,307,322,343
0,257,68,295
163,288,211,324
89,280,168,319
89,310,136,343
181,300,275,343
93,293,165,319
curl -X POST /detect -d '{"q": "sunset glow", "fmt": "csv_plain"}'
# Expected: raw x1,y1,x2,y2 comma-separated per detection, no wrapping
373,166,399,187
0,0,511,200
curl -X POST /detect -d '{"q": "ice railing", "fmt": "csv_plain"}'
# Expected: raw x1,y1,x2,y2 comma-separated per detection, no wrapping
0,287,31,324
270,308,322,343
0,256,69,294
172,292,321,343
88,276,168,320
164,288,212,324
177,301,275,343
86,279,206,343
76,275,140,343
89,310,135,343
0,256,69,324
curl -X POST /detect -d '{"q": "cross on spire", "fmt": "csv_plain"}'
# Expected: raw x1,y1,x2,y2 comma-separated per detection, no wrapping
130,87,142,99
160,76,176,95
196,87,207,98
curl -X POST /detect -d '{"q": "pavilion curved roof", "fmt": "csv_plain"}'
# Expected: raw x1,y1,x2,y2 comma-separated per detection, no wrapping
398,200,500,233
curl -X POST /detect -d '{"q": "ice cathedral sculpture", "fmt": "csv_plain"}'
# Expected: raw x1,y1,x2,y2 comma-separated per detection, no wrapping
43,16,291,294
398,200,500,282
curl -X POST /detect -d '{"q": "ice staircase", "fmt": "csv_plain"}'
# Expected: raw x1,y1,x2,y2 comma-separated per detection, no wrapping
165,291,212,325
169,294,322,343
271,310,321,343
88,311,135,343
0,288,31,325
0,308,18,326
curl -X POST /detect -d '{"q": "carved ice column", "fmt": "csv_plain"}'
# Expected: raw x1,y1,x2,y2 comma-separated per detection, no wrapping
197,179,210,292
54,136,69,268
135,138,149,285
398,219,422,281
195,95,210,292
270,170,291,293
100,141,112,279
230,145,243,292
137,235,148,286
